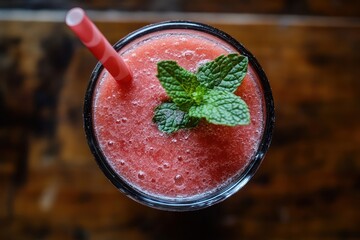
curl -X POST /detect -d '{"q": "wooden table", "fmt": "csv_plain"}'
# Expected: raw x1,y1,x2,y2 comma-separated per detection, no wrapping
0,10,359,239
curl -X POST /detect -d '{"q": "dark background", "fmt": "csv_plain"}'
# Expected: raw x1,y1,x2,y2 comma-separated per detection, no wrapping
1,0,359,239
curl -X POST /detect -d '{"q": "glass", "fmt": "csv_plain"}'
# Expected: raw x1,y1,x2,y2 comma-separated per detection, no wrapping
84,21,275,211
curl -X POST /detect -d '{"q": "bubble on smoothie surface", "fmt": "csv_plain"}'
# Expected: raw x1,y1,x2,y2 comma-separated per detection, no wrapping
163,162,170,169
138,171,145,180
174,174,184,186
182,50,195,60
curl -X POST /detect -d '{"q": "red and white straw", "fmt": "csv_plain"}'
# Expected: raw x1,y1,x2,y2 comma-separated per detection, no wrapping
66,8,132,84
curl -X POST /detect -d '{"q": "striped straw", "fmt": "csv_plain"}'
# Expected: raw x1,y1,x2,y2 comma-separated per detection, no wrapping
66,8,132,84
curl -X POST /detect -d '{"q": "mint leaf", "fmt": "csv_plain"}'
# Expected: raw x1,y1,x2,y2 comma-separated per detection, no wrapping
197,54,248,93
153,54,250,134
189,89,250,126
153,102,199,133
157,61,199,110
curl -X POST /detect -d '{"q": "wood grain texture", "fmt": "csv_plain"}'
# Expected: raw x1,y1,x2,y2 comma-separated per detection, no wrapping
0,12,359,239
1,0,360,17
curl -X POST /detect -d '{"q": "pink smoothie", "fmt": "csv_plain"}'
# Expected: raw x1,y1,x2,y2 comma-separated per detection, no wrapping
93,30,264,200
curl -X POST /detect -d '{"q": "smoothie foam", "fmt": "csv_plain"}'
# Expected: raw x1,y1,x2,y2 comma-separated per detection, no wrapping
92,30,264,200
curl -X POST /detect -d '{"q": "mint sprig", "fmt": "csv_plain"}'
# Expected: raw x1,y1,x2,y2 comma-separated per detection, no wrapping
153,54,250,133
